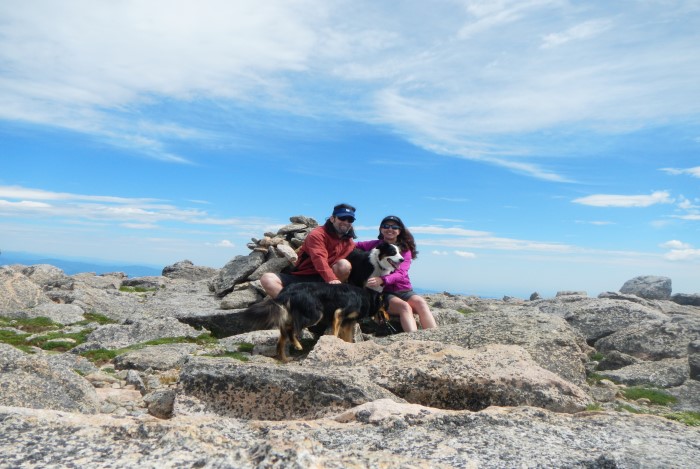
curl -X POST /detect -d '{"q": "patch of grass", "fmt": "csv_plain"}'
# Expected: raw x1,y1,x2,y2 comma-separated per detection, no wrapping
457,307,476,316
119,286,158,293
585,403,604,411
621,386,677,406
0,329,33,352
38,340,78,351
586,372,615,385
0,316,62,333
237,342,255,353
25,328,93,352
138,333,218,348
663,411,700,426
214,351,249,362
617,403,643,414
79,333,218,365
80,349,119,364
590,352,605,361
79,312,118,325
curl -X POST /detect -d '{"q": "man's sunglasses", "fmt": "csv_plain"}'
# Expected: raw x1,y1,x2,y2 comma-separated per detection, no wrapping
381,224,401,230
337,216,355,223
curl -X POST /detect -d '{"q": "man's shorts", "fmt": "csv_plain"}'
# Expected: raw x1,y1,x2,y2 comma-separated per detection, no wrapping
278,272,325,287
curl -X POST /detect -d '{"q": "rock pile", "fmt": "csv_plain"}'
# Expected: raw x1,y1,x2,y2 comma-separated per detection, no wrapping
1,215,700,467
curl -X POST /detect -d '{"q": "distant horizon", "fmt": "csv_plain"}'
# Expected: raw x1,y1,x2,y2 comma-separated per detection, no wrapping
2,248,694,301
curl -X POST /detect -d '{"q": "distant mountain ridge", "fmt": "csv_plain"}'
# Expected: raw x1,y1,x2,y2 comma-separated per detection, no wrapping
0,251,162,278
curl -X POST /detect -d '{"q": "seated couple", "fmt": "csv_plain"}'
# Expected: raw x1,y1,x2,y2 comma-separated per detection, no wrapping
260,203,436,332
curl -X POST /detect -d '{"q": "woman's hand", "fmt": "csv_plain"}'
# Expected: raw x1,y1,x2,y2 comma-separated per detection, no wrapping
366,276,383,288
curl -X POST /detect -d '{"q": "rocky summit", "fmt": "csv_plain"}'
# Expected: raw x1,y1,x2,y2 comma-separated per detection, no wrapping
1,216,700,468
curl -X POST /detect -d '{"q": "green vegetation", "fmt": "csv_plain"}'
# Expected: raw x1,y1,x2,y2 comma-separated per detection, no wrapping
620,386,677,406
119,286,158,293
0,316,62,333
457,307,476,316
0,329,33,353
590,352,605,361
79,312,118,325
1,311,219,363
205,351,249,362
78,333,219,365
663,411,700,426
79,349,119,364
585,403,604,411
617,403,643,414
237,342,255,353
586,372,616,385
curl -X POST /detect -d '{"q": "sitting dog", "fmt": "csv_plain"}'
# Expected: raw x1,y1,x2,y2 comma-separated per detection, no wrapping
346,242,404,291
236,243,402,361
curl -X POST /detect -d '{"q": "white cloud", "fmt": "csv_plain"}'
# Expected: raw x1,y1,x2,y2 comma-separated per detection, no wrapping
422,237,574,253
1,2,699,182
660,240,692,250
674,214,700,221
411,225,491,237
661,166,700,178
215,240,235,248
572,191,673,207
424,197,469,203
0,185,268,228
431,250,449,256
664,249,700,261
541,19,613,49
575,220,615,226
455,250,476,258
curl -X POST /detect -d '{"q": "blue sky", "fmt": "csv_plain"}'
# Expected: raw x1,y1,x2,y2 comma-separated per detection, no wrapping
1,0,699,298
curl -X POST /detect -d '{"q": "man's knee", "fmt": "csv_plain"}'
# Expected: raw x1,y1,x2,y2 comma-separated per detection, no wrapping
260,273,282,297
332,259,352,281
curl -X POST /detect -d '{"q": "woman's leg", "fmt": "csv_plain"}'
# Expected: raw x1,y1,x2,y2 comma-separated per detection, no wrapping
387,296,418,332
407,295,436,329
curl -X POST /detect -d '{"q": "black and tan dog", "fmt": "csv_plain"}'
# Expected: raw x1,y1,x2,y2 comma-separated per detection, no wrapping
235,282,384,362
236,243,402,361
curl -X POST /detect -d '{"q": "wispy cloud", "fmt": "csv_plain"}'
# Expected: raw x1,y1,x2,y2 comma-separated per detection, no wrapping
0,185,267,228
410,226,491,237
660,240,700,262
576,220,615,226
660,166,700,178
541,19,613,49
2,2,698,181
455,250,477,258
572,191,673,207
424,196,469,203
660,240,692,250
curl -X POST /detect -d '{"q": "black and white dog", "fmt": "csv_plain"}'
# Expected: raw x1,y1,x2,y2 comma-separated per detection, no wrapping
346,242,404,291
235,242,403,362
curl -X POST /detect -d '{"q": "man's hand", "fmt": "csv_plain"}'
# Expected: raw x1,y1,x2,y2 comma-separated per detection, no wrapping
328,279,342,284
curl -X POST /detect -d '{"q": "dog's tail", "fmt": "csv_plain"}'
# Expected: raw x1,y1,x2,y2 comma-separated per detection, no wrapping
234,297,289,332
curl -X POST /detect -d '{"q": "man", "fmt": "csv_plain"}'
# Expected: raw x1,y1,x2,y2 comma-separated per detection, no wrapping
260,203,357,298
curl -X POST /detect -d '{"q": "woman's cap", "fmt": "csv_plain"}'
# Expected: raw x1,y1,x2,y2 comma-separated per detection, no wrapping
381,215,402,225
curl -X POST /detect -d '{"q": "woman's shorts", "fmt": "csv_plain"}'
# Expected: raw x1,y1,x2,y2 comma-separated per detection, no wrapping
384,290,417,303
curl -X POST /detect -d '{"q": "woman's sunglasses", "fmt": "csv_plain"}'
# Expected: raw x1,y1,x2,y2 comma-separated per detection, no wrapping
381,224,401,230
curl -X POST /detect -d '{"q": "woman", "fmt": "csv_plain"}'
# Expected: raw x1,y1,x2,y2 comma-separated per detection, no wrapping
356,215,437,332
